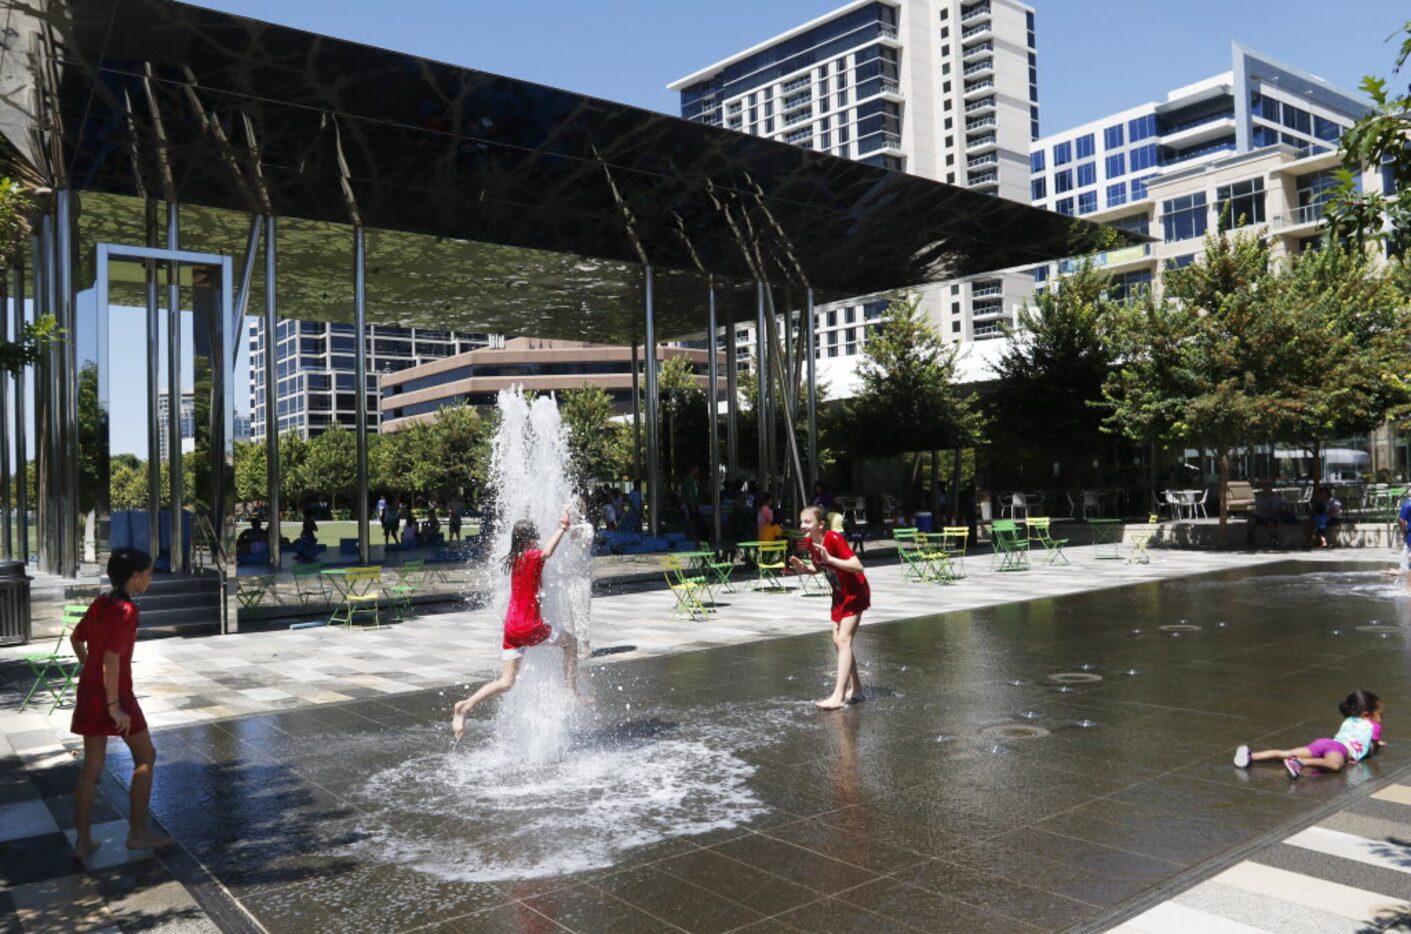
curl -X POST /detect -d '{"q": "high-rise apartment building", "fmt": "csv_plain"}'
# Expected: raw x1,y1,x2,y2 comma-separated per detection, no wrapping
671,0,1040,360
156,389,194,461
248,320,498,442
1030,44,1368,297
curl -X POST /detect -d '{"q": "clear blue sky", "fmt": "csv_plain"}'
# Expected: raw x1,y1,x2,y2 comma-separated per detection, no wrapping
101,0,1408,454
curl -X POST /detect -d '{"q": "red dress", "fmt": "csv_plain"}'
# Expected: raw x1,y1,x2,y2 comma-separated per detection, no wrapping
812,531,871,622
70,594,148,737
502,549,552,651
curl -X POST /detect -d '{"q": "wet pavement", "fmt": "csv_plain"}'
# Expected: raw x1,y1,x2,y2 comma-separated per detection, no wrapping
78,560,1411,932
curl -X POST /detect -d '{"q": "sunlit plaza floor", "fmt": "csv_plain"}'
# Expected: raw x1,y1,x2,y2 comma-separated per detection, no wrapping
5,548,1411,932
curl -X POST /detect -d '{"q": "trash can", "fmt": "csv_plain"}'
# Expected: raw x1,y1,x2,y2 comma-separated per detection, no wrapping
915,511,934,533
0,559,32,646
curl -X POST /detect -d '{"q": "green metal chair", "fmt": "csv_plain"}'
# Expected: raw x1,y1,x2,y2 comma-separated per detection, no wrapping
1025,517,1070,566
328,567,383,629
292,564,330,605
892,528,931,582
917,532,956,583
990,520,1030,571
694,543,737,595
236,574,275,609
388,559,427,620
21,604,87,712
658,555,710,620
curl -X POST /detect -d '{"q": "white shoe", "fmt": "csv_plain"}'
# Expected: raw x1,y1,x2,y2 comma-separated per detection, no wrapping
1233,745,1250,768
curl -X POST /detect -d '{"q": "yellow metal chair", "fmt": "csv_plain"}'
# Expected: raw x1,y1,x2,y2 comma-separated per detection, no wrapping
1025,517,1070,566
917,533,956,583
755,541,789,592
658,555,710,620
329,566,384,629
940,526,969,578
1127,515,1159,564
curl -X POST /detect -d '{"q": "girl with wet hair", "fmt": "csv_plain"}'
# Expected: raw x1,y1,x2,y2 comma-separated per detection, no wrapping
71,547,173,858
1235,690,1386,778
452,505,588,738
789,504,871,710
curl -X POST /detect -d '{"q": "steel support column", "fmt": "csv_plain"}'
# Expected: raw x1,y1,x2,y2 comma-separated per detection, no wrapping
263,216,281,568
166,202,185,573
31,227,49,571
725,304,738,480
353,226,370,564
144,201,161,559
643,266,660,536
13,256,27,562
0,270,11,561
706,279,721,545
755,283,769,492
56,192,78,577
630,340,641,481
805,288,818,488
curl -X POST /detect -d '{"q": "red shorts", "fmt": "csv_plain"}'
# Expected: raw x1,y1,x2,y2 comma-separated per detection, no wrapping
831,586,870,623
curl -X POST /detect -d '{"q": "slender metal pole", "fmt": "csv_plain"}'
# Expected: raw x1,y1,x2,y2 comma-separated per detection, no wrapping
630,339,641,481
755,283,768,493
805,288,818,488
31,228,47,571
0,271,11,561
643,266,660,536
13,256,27,562
263,216,281,568
144,200,161,559
353,226,370,564
166,201,185,574
56,191,78,576
706,280,721,545
725,303,738,480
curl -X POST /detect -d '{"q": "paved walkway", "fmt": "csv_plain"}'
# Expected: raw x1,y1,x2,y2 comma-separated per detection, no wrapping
0,545,1398,932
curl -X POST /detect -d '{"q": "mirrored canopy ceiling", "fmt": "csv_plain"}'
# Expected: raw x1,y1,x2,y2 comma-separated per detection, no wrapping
0,0,1139,340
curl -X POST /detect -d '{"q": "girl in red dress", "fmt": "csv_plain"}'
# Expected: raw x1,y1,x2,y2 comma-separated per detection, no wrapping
790,505,871,709
452,506,586,737
71,547,173,857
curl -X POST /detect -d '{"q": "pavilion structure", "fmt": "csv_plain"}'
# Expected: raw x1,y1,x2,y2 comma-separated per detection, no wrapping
0,0,1127,630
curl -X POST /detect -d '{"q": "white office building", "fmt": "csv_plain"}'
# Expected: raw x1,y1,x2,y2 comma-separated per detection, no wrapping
670,0,1040,368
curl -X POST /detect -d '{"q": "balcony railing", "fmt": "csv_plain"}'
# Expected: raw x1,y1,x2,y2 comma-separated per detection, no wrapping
967,133,996,148
965,115,997,131
964,96,996,113
963,40,993,58
784,108,812,127
781,75,810,94
880,78,901,96
879,131,902,150
972,299,1005,316
964,78,994,95
971,283,1002,297
961,3,991,21
879,23,898,40
1290,201,1328,225
963,59,993,76
1159,141,1235,167
783,91,812,110
1160,110,1235,136
968,170,999,185
961,22,993,40
967,154,998,168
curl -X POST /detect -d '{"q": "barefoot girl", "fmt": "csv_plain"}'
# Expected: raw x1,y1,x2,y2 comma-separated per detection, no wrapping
71,547,173,857
1234,690,1385,778
789,505,871,710
452,506,586,737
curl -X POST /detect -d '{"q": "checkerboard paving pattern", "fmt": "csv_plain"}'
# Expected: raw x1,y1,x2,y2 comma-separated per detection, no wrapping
0,545,1381,932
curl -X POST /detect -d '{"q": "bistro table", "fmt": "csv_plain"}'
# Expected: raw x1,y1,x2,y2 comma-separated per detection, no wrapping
1087,518,1124,559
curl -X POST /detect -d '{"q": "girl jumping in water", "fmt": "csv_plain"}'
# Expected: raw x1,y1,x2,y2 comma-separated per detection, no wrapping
789,504,871,710
1235,690,1385,778
452,506,587,738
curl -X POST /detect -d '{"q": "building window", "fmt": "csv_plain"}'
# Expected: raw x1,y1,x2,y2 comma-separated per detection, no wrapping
1161,192,1208,242
1078,191,1097,214
1106,182,1127,208
952,320,961,333
1053,140,1072,165
1075,133,1095,159
1129,144,1159,172
1130,175,1153,200
1280,104,1311,135
1076,162,1096,187
1033,265,1049,282
1030,150,1045,172
1314,115,1341,142
1105,152,1125,177
1103,124,1124,149
1166,253,1196,270
1054,169,1073,193
1055,197,1074,216
1031,178,1046,200
1215,177,1265,230
1128,113,1157,142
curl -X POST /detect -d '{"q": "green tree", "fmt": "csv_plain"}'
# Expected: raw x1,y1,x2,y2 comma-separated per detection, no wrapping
0,180,59,372
1325,22,1411,249
234,440,265,504
658,352,709,483
299,424,358,511
1103,231,1302,528
1276,243,1411,477
847,292,985,456
990,261,1119,494
560,386,631,483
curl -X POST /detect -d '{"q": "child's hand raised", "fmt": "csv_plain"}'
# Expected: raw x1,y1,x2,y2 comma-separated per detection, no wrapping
788,555,807,571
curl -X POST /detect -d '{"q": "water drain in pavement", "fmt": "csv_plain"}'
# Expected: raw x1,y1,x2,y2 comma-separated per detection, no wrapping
1159,624,1201,633
1048,672,1104,685
979,724,1050,740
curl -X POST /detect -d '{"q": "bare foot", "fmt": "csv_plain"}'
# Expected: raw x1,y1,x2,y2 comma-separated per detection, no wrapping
126,833,174,850
73,837,100,860
846,690,866,704
814,698,847,710
451,700,470,739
